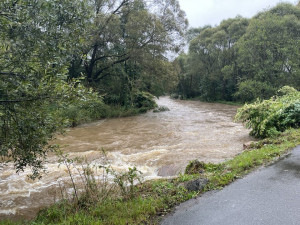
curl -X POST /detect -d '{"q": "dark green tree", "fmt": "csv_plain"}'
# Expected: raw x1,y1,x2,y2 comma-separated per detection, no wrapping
175,3,300,103
69,0,187,105
176,17,249,101
236,3,300,101
0,0,99,177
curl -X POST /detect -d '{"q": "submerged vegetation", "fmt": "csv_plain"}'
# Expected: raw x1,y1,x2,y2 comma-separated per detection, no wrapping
61,91,157,127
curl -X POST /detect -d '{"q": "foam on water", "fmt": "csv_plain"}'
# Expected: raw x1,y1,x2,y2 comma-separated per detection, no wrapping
0,97,254,220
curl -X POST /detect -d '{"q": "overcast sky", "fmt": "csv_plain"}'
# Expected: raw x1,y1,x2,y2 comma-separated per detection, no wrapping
178,0,297,28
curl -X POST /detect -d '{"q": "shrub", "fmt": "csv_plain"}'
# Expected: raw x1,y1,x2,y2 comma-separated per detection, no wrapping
59,99,109,127
235,86,300,138
133,92,157,109
235,80,277,102
185,160,206,174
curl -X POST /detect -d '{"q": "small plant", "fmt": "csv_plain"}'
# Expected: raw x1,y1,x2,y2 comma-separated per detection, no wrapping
185,160,206,174
55,149,116,208
56,149,144,206
177,173,196,182
108,167,143,199
56,151,80,203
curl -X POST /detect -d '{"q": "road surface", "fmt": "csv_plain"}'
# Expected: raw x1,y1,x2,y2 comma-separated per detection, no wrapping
161,145,300,225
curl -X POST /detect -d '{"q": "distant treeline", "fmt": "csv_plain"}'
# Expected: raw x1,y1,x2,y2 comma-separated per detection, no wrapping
174,3,300,102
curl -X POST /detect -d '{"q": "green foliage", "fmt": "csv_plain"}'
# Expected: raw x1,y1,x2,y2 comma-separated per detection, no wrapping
185,160,206,175
91,197,159,225
59,99,109,127
236,4,300,99
133,91,157,109
35,197,160,225
108,167,143,199
176,16,249,101
176,3,300,103
234,80,277,102
177,173,197,182
235,86,300,138
0,0,97,177
70,0,187,106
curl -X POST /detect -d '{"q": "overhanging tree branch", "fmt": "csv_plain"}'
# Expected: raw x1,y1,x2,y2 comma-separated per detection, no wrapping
0,96,52,103
94,56,130,81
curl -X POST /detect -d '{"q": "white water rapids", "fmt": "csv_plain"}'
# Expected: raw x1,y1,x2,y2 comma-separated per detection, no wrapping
0,97,254,220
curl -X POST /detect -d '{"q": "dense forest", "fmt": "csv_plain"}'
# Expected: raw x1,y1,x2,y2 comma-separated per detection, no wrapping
175,2,300,102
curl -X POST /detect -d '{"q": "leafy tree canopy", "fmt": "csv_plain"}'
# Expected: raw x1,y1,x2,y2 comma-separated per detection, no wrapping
70,0,188,105
0,0,99,178
174,3,300,103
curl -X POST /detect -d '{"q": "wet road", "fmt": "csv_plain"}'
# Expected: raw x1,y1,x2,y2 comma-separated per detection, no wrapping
162,145,300,225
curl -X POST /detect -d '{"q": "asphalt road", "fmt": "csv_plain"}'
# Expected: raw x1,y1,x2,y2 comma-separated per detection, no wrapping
161,145,300,225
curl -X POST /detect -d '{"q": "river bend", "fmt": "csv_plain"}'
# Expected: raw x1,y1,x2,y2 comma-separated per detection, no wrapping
0,97,253,220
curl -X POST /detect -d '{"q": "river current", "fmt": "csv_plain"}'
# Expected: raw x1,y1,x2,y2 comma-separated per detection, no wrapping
0,97,253,220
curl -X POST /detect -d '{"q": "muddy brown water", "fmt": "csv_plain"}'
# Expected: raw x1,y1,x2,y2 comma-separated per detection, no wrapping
0,97,254,220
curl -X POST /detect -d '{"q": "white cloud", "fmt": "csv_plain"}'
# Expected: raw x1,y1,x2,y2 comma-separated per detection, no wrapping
178,0,297,28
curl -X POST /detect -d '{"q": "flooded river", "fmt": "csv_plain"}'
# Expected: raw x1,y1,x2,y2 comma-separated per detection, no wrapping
0,97,253,220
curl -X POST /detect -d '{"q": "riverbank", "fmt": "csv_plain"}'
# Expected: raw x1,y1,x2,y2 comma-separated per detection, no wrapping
2,128,299,225
190,97,244,106
0,97,251,221
60,91,157,127
170,94,244,106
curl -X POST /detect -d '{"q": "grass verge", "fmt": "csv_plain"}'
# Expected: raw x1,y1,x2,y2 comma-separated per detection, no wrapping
2,128,300,225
